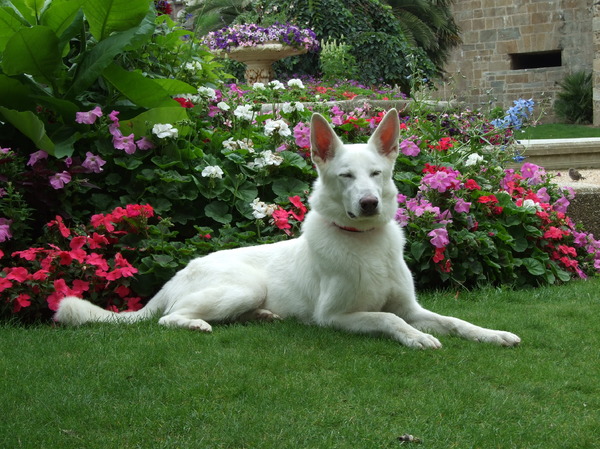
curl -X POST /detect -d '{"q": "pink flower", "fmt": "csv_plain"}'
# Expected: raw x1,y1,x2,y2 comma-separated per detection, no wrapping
113,131,137,154
428,227,449,249
6,267,29,282
400,139,420,156
135,137,155,150
454,198,471,214
49,171,71,189
109,110,120,122
27,150,48,166
13,294,31,313
0,218,12,242
293,122,311,148
75,106,103,124
552,197,570,214
47,215,71,237
82,152,106,173
421,171,460,193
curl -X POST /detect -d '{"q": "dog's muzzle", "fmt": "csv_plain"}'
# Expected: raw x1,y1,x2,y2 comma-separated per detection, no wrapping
358,195,379,216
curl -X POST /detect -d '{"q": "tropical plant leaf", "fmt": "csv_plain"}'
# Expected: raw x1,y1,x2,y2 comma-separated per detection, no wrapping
101,63,185,109
0,6,26,52
1,26,61,85
0,106,54,153
67,12,155,96
82,0,150,41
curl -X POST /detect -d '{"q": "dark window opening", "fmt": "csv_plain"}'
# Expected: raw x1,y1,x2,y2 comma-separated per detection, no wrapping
509,51,562,70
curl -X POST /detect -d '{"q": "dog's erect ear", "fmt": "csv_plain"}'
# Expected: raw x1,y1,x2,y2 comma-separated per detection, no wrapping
369,108,399,158
310,112,344,165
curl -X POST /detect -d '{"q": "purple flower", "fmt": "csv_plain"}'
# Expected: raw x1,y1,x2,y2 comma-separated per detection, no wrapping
49,171,71,189
109,110,120,122
75,106,103,124
113,131,137,154
0,218,12,242
428,228,449,248
136,137,155,151
536,187,550,203
82,152,106,173
395,208,409,226
520,162,541,179
454,198,471,214
400,139,420,156
293,122,310,148
421,171,460,193
552,196,570,214
27,150,48,166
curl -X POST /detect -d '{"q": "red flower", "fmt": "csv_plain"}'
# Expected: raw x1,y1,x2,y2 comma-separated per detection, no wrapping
342,91,357,100
464,179,481,191
13,294,31,313
48,215,70,237
272,208,291,231
174,97,194,108
433,247,445,263
88,232,109,249
6,267,29,282
478,195,498,204
126,297,143,311
0,277,13,293
288,196,307,221
543,226,565,240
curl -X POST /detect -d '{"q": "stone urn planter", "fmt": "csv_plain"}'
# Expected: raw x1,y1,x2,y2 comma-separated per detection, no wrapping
216,43,308,85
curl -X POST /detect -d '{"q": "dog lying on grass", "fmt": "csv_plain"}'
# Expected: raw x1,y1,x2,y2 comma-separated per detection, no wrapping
55,109,521,349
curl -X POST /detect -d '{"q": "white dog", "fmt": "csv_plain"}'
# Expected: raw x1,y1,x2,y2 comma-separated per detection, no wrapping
55,109,520,349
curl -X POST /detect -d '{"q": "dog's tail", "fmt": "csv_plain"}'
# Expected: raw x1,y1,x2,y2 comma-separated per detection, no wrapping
54,293,164,326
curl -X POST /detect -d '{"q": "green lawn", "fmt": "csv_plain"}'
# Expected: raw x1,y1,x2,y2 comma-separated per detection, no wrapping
522,123,600,139
1,279,599,449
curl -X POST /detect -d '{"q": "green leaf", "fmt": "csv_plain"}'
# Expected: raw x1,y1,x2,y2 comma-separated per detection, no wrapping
0,74,35,110
67,12,155,95
121,107,190,138
521,258,546,276
0,106,54,153
0,7,26,52
114,157,143,170
7,0,36,24
410,241,428,261
1,26,60,84
205,201,232,224
272,177,310,198
82,0,150,41
102,63,183,109
40,0,82,39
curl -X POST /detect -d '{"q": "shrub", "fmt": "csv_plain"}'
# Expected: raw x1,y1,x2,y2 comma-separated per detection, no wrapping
319,37,358,82
554,71,593,124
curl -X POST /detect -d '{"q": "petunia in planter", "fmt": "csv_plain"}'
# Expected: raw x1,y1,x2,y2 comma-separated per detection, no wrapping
202,23,319,85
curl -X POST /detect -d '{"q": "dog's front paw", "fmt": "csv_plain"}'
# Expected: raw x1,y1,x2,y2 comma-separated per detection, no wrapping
402,331,442,350
478,330,521,347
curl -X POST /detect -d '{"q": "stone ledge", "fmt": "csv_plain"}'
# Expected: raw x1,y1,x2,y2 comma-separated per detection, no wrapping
516,138,600,169
567,185,600,238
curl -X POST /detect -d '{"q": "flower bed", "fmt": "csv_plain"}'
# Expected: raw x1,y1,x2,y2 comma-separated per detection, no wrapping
2,76,600,322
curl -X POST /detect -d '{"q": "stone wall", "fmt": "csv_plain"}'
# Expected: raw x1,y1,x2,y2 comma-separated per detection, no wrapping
434,0,593,122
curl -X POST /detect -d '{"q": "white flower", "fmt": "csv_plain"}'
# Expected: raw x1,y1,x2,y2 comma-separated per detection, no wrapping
201,165,224,179
281,101,305,114
464,153,484,166
217,102,230,111
248,150,284,169
184,61,202,72
287,78,305,89
197,86,217,100
264,119,291,137
253,83,266,90
152,123,179,139
233,104,256,121
268,80,285,90
176,93,201,103
222,137,255,152
250,198,277,219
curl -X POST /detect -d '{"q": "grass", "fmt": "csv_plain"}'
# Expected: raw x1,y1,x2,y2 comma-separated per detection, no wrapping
1,279,599,449
522,123,600,140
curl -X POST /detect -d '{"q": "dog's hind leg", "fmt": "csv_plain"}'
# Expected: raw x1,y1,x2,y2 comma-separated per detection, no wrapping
157,285,267,331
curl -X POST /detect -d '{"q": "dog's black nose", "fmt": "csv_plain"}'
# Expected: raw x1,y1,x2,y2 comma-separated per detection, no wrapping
359,196,379,215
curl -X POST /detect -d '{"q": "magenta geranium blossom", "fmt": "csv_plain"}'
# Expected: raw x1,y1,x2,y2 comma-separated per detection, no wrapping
75,106,103,124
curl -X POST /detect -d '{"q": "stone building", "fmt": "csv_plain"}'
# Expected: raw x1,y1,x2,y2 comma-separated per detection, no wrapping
435,0,593,122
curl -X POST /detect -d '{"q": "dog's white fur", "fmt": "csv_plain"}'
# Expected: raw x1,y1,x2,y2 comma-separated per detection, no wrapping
55,109,520,349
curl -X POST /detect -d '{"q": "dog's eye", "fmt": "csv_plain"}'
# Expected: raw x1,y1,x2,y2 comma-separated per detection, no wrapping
371,170,382,177
339,172,354,179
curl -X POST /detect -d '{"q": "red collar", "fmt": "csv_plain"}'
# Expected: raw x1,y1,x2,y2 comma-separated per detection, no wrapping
333,223,375,233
